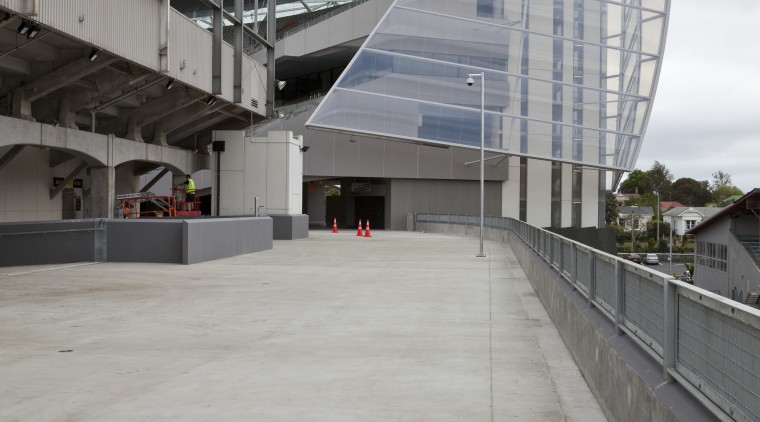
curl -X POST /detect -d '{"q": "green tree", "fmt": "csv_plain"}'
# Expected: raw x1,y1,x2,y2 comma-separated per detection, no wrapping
605,192,619,226
671,178,712,206
647,161,674,198
710,170,743,203
619,169,651,195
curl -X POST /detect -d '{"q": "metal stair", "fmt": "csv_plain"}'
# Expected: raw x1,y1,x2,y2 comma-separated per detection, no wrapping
746,292,760,305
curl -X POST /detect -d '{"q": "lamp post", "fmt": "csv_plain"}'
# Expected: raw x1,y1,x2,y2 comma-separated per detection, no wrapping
656,191,660,243
467,72,486,258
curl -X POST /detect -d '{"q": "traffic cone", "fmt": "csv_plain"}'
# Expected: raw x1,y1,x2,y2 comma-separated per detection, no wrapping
356,219,364,236
332,217,338,233
364,219,371,238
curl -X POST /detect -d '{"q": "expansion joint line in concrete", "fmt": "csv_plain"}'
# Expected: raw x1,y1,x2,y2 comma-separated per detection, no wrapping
488,246,494,422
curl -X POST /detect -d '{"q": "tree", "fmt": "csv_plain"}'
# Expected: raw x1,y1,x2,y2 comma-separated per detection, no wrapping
605,192,619,226
710,170,743,204
619,169,651,195
647,161,674,198
711,170,732,189
671,178,712,206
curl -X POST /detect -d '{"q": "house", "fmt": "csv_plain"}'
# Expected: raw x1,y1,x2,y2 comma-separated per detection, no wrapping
617,206,654,232
685,189,760,302
663,207,724,236
615,193,641,206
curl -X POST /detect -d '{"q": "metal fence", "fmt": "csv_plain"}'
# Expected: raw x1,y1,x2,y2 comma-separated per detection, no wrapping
415,213,760,422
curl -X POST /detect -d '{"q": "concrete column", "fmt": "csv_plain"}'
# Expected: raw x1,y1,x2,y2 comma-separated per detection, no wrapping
90,166,115,218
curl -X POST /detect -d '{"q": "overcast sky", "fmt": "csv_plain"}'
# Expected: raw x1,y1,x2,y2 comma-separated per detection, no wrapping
635,0,760,193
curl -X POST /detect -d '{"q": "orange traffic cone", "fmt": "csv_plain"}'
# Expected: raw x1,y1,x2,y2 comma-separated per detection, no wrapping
356,219,364,236
364,220,371,238
332,217,338,233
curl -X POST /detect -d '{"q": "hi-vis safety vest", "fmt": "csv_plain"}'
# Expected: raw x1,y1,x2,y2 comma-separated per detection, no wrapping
186,178,196,194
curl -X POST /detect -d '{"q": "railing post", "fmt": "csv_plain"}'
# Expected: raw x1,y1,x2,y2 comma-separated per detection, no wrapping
615,260,625,334
663,278,677,382
570,243,577,289
589,251,596,307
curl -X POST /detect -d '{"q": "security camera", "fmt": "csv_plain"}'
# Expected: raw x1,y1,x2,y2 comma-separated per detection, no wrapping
466,77,474,86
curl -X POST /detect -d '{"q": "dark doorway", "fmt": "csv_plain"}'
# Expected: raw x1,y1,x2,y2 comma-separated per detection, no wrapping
355,196,385,229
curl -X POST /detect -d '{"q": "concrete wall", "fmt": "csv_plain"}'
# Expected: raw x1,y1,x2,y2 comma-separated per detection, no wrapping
416,221,715,422
270,214,308,240
183,217,272,264
0,217,273,266
0,219,105,266
387,179,502,230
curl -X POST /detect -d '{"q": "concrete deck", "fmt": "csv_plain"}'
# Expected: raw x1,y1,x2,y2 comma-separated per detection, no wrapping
0,230,606,421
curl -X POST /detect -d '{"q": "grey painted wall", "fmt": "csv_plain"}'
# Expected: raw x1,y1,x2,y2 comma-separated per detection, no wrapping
107,219,185,263
0,220,104,266
270,214,308,240
1,217,273,267
184,217,272,264
387,179,502,230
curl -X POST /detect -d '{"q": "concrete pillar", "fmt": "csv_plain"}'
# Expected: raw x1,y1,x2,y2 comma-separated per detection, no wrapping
11,90,33,120
214,130,303,216
90,166,115,218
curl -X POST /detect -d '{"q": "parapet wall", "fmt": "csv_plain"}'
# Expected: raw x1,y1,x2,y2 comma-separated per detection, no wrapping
0,217,273,266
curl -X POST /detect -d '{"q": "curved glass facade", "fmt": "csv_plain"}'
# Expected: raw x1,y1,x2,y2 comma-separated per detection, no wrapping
306,0,669,171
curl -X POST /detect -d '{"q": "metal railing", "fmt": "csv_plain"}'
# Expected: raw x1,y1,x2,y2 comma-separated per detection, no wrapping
415,213,760,422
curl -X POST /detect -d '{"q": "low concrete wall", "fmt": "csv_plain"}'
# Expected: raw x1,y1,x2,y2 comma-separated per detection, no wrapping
107,220,184,263
184,217,272,264
0,220,106,266
1,217,273,266
416,222,715,422
270,214,308,240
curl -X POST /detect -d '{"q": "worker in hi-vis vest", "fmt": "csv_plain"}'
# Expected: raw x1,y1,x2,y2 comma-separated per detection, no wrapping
184,174,196,210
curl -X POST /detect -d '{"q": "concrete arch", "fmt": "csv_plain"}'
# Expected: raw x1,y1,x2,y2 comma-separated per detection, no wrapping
0,116,107,166
110,137,209,175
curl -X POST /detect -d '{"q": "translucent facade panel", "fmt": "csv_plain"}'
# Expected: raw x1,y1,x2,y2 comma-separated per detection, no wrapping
307,0,670,171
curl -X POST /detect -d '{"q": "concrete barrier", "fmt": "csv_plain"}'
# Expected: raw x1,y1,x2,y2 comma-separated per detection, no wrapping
0,217,273,266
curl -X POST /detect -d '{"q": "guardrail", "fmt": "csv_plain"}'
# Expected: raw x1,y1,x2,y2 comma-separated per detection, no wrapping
415,213,760,422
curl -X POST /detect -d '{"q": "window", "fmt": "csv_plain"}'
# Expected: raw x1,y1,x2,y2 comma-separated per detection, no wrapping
696,241,728,272
685,220,696,230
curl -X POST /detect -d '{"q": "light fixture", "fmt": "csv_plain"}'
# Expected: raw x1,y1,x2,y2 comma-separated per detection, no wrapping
17,20,31,35
275,80,287,91
276,110,286,119
165,79,175,90
88,48,100,62
27,25,40,39
206,96,217,106
300,146,310,152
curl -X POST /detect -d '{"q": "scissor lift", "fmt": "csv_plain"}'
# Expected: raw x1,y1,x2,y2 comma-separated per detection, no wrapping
172,185,201,217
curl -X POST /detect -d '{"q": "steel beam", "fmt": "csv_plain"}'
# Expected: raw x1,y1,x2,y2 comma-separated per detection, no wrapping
212,4,223,95
233,0,243,103
266,0,276,117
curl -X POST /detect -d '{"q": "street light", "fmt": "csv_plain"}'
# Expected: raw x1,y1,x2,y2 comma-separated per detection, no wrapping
467,72,486,258
656,191,660,243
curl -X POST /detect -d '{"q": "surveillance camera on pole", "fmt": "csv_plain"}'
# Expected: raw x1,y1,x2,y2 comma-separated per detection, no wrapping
466,77,474,86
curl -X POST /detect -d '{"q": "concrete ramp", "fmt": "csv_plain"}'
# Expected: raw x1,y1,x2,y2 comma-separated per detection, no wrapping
0,230,604,421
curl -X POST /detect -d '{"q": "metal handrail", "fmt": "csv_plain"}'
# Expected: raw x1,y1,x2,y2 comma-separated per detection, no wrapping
415,212,760,422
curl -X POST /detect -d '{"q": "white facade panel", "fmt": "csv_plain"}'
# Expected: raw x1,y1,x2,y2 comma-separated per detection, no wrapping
501,156,521,220
581,168,600,227
169,10,213,95
33,0,161,69
526,159,551,227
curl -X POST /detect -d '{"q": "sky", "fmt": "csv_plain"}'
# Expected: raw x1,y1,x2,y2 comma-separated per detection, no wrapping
634,0,760,193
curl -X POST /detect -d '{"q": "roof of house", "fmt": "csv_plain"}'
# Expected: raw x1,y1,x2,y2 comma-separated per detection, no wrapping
687,189,760,235
618,206,654,216
662,206,724,218
659,201,684,209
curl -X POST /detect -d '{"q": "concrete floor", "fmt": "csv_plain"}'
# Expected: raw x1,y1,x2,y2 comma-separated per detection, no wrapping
0,230,606,421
